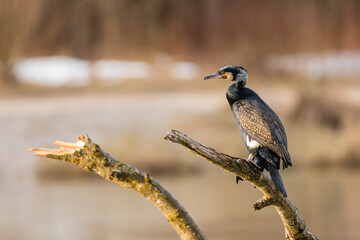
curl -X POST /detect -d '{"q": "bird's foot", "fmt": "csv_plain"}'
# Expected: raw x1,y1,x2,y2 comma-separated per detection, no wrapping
251,162,262,170
246,155,262,170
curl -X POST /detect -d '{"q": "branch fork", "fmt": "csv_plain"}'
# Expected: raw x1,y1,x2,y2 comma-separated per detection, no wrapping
164,129,317,240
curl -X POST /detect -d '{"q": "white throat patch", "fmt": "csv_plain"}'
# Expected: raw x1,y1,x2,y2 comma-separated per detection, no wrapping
246,135,260,149
226,72,234,81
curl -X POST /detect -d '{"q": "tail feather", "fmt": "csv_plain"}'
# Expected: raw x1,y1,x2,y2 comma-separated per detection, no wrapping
268,164,287,197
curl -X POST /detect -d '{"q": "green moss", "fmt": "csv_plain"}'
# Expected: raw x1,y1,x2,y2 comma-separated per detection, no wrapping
144,173,151,184
168,210,180,223
83,162,97,172
102,160,110,167
73,158,80,165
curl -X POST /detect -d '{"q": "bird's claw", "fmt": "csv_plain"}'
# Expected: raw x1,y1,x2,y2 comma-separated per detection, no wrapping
246,158,263,170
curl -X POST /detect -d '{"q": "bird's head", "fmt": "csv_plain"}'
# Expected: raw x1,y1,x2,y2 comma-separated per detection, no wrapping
203,65,248,87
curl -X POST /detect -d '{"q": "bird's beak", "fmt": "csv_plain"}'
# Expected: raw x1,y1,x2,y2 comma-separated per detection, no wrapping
203,73,226,80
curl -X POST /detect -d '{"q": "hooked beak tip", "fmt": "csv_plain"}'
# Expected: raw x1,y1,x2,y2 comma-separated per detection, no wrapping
203,74,218,80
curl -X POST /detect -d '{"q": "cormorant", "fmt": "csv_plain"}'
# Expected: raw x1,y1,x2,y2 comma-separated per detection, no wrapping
204,66,292,197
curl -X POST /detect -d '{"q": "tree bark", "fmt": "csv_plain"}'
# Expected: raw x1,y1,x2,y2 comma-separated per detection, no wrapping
164,129,318,240
29,135,205,240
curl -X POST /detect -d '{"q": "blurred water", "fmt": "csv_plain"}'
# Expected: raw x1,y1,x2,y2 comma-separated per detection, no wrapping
0,169,359,240
0,92,224,181
1,92,359,240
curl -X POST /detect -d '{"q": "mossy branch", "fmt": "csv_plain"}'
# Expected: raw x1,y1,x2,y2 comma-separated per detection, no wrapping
29,135,205,240
164,129,318,240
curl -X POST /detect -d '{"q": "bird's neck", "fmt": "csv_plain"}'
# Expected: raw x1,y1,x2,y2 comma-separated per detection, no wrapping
235,80,246,88
226,82,245,106
234,73,248,87
226,83,258,106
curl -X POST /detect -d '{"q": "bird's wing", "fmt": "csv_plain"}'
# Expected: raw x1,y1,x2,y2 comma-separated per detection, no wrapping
232,99,292,167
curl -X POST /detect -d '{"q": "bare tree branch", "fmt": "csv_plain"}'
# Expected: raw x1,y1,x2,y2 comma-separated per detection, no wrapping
29,130,318,240
164,129,318,240
29,135,205,240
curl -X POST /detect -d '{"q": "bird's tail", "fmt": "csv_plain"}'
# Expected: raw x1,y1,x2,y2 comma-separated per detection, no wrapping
268,164,287,197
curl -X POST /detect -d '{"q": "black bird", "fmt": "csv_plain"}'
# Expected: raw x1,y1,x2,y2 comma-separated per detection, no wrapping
204,66,292,197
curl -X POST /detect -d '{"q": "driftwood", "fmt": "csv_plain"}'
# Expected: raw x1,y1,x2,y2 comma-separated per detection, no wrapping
29,130,318,240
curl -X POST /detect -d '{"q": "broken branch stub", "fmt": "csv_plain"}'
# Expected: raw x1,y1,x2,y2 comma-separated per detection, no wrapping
29,135,205,240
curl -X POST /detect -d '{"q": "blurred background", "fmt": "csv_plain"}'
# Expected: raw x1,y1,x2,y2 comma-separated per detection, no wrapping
1,0,360,239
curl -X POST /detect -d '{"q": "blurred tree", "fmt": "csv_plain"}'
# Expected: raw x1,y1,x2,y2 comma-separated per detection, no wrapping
0,0,24,86
26,0,360,62
0,0,359,86
0,0,42,87
30,0,103,58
